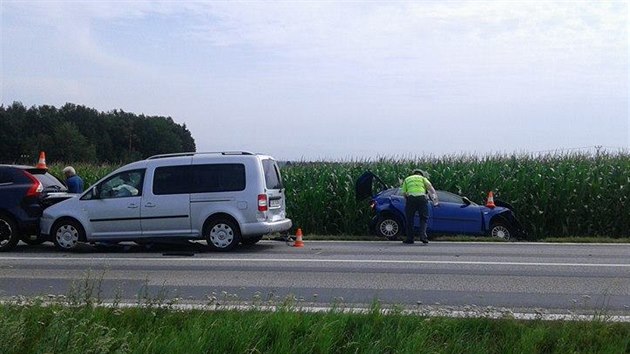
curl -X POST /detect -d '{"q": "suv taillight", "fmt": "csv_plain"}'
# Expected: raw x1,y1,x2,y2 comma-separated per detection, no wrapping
24,171,43,197
258,194,268,212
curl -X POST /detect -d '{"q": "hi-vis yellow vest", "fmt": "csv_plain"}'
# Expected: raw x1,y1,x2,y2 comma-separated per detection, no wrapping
401,175,428,196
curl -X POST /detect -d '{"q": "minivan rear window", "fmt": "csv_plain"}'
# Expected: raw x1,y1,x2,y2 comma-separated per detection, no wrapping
262,159,283,190
194,164,245,193
153,164,246,195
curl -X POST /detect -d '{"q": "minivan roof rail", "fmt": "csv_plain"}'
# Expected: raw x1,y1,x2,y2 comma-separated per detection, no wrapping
147,151,255,159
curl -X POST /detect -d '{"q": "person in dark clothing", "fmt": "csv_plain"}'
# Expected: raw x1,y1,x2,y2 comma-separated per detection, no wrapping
400,169,438,244
63,166,84,193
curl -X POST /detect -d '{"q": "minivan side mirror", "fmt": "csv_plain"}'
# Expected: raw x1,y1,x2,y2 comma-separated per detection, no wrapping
462,197,472,206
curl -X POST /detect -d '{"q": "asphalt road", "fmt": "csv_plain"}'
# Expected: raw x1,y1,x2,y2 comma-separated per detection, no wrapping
1,240,629,315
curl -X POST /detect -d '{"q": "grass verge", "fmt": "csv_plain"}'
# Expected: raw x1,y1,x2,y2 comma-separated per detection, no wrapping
1,302,629,354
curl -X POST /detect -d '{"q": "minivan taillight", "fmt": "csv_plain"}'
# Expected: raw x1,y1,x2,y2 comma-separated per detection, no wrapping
258,194,268,212
24,171,43,197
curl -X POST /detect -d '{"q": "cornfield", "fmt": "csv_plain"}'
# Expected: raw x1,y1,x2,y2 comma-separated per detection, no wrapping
48,152,630,239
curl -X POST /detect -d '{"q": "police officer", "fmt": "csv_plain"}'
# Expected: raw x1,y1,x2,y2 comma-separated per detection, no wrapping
400,169,438,244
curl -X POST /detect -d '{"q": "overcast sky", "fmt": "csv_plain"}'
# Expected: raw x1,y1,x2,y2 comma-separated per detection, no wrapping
2,1,628,160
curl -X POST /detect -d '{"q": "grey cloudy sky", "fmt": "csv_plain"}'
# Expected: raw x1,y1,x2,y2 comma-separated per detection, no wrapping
2,1,628,160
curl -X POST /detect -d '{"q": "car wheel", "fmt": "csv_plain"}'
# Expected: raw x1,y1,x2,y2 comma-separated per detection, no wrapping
52,219,84,251
0,215,20,251
204,218,241,252
241,235,263,245
376,216,402,240
21,235,46,245
490,221,513,241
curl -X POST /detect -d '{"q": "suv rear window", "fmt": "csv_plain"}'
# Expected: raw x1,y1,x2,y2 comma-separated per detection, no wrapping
153,164,246,195
33,173,66,189
262,159,283,189
0,170,11,184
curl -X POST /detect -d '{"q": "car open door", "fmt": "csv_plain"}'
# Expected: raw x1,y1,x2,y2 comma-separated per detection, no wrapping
355,171,388,201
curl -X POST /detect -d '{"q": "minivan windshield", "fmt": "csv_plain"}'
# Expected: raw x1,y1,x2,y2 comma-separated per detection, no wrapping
262,159,283,189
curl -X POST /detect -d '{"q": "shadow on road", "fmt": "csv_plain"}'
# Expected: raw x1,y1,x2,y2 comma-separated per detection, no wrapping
9,240,279,255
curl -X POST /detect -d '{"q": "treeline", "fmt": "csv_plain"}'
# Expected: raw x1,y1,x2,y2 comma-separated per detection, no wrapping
0,102,196,164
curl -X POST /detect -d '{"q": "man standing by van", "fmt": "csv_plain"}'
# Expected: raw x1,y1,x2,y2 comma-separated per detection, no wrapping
401,169,438,244
63,166,84,194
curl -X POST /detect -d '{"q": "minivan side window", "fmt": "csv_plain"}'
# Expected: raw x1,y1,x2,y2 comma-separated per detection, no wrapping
193,164,245,193
98,170,145,199
262,159,283,189
153,166,193,195
152,164,245,195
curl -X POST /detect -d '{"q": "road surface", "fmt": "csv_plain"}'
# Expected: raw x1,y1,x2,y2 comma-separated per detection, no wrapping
1,240,628,316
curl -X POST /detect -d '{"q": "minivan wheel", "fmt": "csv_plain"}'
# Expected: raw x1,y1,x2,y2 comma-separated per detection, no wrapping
52,219,84,251
0,216,19,251
205,218,241,252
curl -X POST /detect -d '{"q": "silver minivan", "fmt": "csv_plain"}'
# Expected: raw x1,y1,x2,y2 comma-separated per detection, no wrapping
40,152,292,251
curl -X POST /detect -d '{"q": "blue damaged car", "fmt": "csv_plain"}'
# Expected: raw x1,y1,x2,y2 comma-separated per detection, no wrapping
355,171,525,240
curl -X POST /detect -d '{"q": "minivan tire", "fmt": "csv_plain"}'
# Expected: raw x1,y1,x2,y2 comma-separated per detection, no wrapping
52,219,85,251
205,218,241,252
0,215,20,251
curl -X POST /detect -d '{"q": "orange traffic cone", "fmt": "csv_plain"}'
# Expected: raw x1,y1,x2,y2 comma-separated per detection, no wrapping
486,191,496,208
35,151,47,169
293,228,304,248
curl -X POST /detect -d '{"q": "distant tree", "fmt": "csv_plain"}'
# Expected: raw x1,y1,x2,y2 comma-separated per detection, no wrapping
50,122,97,162
0,102,196,164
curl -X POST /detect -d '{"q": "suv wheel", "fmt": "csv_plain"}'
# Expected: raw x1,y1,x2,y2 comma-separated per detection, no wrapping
52,219,84,251
205,218,240,252
0,215,19,251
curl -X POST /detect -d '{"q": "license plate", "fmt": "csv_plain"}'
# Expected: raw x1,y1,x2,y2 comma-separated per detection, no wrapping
270,199,281,208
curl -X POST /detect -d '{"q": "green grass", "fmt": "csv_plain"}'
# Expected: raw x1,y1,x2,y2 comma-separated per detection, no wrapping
1,302,628,354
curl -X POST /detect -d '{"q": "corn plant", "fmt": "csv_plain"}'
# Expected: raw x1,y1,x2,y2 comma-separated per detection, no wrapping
46,151,630,239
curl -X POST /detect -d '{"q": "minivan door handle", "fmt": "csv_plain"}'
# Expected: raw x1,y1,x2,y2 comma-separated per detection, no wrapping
127,203,139,209
144,202,156,208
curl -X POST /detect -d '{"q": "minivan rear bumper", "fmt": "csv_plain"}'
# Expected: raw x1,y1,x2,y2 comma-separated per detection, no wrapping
241,218,292,236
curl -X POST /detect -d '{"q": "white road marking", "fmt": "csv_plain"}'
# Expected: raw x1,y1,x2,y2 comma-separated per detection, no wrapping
0,256,629,268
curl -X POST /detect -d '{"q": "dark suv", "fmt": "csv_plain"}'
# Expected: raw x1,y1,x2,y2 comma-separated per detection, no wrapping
0,165,68,251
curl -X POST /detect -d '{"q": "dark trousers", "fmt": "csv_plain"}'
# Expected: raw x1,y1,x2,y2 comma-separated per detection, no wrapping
405,195,428,242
